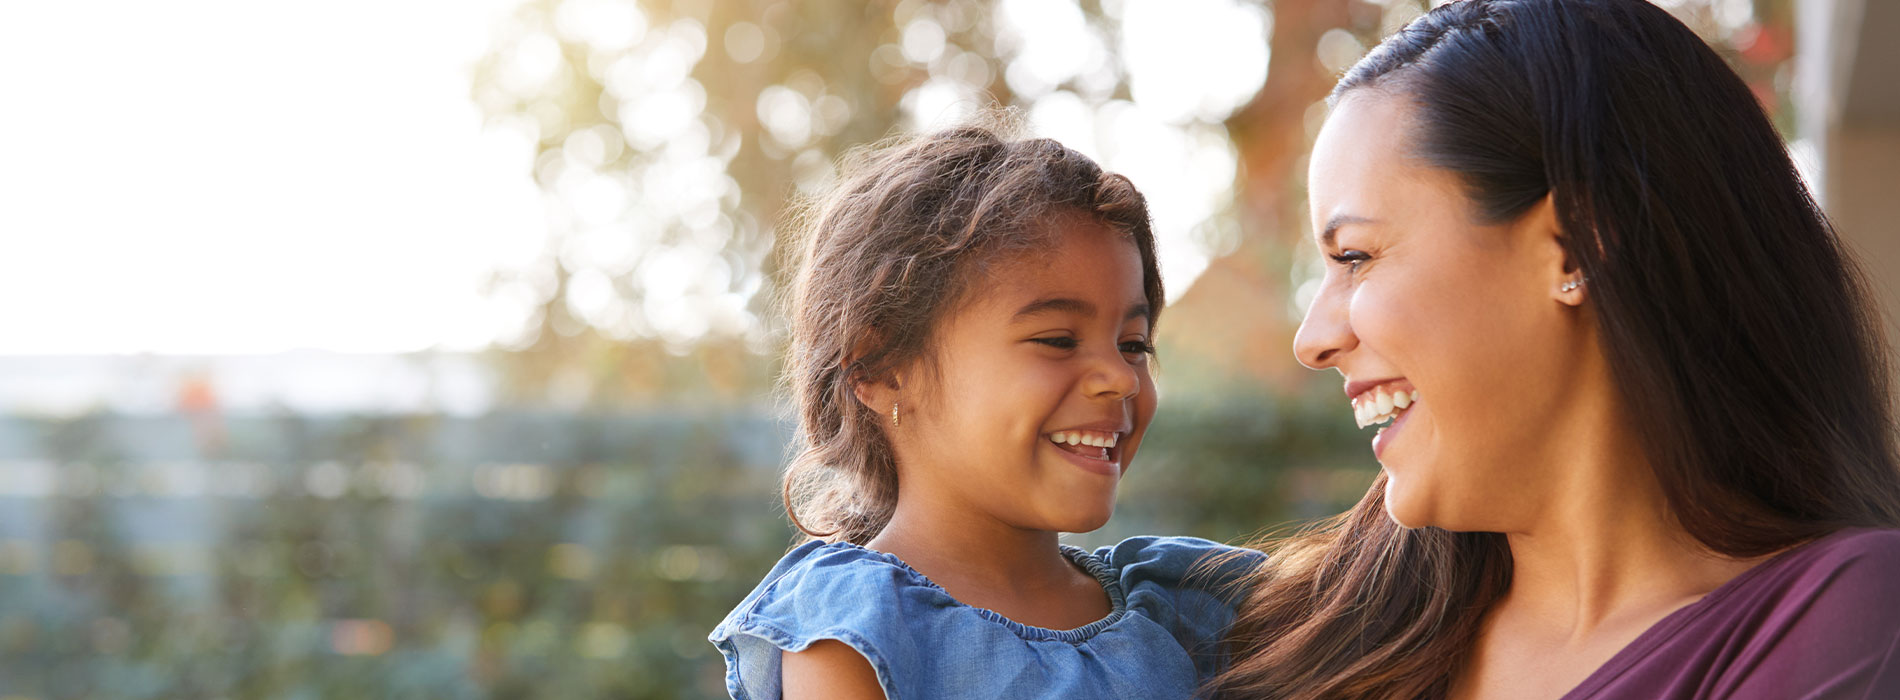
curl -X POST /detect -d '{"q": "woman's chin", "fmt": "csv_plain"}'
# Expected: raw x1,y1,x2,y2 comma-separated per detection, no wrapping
1381,478,1431,529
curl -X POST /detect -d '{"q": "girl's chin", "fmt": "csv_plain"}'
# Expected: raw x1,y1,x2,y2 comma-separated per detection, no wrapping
1040,504,1115,534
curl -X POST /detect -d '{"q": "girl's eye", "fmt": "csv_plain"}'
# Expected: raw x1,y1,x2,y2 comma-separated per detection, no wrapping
1329,249,1371,273
1031,337,1078,350
1119,340,1156,357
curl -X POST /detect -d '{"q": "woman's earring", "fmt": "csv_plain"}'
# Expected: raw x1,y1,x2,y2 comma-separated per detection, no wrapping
1561,277,1585,293
891,402,900,427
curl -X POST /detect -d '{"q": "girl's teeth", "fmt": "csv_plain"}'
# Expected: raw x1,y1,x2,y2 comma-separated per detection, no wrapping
1375,391,1394,415
1394,391,1411,409
1048,431,1120,448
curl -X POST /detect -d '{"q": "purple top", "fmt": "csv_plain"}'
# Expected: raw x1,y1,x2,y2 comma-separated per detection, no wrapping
1562,528,1900,699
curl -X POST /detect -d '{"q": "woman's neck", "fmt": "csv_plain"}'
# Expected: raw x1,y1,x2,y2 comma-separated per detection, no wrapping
1497,397,1757,639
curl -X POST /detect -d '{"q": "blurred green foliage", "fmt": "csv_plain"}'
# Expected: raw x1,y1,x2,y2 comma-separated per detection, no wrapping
0,394,1373,699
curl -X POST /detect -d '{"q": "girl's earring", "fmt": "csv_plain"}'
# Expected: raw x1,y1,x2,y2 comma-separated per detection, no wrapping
891,402,900,427
1561,277,1585,293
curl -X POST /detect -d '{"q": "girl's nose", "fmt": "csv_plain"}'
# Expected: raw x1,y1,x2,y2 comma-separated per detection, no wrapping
1085,348,1141,400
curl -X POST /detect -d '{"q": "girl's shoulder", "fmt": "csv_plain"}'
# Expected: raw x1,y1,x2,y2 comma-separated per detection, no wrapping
707,540,958,700
1090,535,1267,595
1087,536,1268,678
711,540,941,641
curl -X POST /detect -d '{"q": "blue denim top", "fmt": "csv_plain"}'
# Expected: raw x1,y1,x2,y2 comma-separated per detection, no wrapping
708,536,1263,700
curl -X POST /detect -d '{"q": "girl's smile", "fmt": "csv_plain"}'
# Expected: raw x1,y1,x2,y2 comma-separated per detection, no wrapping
875,213,1157,535
1043,423,1131,476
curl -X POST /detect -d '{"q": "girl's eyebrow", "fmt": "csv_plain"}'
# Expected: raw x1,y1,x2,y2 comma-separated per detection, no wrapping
1013,297,1095,319
1013,297,1150,323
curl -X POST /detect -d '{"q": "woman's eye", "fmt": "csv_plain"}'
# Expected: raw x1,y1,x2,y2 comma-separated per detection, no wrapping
1329,249,1371,272
1031,337,1078,350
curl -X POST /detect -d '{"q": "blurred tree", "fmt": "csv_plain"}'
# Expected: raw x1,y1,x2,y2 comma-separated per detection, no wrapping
470,0,1797,404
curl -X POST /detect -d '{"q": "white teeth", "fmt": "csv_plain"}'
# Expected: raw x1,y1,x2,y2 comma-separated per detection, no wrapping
1049,431,1120,448
1351,387,1416,429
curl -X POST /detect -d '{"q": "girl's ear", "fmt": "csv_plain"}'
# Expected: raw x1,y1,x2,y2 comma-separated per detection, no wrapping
849,368,896,413
844,335,900,414
1521,193,1586,307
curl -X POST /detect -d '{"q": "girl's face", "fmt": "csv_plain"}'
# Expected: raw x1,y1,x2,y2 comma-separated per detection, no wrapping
886,215,1157,534
1295,91,1589,531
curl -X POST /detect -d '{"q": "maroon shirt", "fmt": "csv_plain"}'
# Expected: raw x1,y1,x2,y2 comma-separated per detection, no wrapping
1562,528,1900,699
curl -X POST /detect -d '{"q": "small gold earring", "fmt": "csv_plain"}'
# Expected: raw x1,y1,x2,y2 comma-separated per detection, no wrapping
891,401,900,427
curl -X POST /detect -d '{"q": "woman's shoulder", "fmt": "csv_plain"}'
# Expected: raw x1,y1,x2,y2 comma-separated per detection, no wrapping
1746,527,1900,601
1699,528,1900,698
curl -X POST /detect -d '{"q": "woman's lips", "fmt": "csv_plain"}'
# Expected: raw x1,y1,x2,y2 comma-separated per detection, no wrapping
1372,398,1415,459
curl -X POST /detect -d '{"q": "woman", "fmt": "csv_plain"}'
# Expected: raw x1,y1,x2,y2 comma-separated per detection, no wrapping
1211,0,1900,698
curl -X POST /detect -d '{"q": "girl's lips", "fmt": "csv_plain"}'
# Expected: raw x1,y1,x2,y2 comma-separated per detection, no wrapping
1046,440,1121,477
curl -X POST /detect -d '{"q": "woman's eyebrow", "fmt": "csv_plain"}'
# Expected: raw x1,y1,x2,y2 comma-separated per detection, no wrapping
1320,214,1377,248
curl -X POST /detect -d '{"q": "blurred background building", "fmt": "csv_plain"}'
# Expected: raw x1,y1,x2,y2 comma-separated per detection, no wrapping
0,0,1888,697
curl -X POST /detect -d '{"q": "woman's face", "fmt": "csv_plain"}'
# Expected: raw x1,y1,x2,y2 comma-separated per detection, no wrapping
1295,90,1588,531
881,215,1159,534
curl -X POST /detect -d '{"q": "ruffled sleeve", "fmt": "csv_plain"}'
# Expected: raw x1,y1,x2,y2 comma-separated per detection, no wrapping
707,541,948,700
1094,536,1267,681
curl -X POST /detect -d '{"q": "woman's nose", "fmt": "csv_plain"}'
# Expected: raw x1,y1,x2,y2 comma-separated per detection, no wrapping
1294,281,1354,370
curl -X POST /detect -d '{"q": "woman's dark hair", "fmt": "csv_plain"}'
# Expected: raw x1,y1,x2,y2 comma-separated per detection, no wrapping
781,122,1163,545
1211,1,1900,697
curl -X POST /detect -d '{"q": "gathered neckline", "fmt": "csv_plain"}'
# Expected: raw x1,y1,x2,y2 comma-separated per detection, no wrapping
821,540,1131,643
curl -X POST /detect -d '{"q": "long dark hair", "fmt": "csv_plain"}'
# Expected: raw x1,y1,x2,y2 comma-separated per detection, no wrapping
1211,1,1900,697
780,123,1163,545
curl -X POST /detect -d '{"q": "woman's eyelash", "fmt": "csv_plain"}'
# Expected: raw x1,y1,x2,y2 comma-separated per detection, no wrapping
1329,250,1371,270
1031,337,1078,350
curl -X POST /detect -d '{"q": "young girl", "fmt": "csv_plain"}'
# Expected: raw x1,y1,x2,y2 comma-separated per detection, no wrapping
709,124,1260,699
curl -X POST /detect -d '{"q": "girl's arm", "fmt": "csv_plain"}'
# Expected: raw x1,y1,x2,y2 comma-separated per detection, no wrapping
781,640,885,700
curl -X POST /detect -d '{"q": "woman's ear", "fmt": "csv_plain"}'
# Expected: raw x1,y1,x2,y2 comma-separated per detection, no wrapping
1521,193,1586,306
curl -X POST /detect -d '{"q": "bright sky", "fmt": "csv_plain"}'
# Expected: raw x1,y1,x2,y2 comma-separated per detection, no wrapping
0,0,1270,356
0,0,543,355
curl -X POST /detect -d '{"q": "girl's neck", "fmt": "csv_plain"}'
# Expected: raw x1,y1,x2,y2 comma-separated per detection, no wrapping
868,495,1072,589
865,492,1110,628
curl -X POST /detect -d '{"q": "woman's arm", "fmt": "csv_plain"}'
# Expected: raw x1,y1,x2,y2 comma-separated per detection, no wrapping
782,639,885,700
